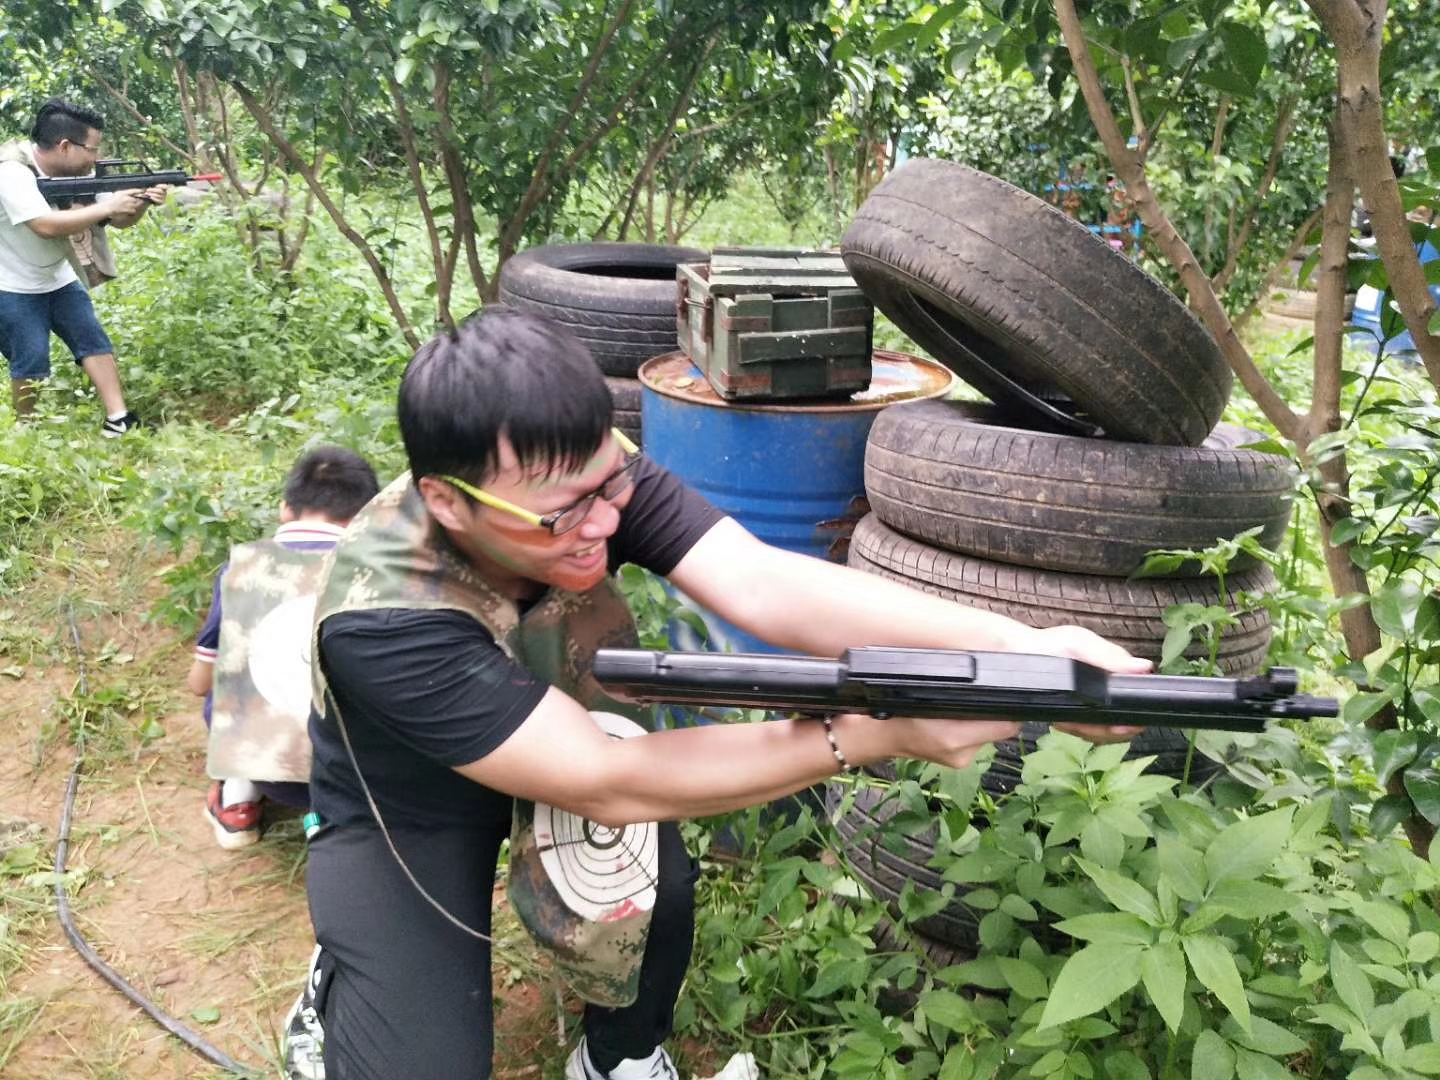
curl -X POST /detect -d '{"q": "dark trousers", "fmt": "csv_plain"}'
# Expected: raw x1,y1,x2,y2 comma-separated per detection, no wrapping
306,819,697,1080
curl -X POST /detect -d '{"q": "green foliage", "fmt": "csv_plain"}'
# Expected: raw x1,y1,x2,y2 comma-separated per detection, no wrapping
0,0,184,153
616,564,711,653
0,422,128,585
1314,395,1440,832
96,200,410,420
0,816,61,1060
679,733,1440,1080
0,194,409,618
119,378,404,629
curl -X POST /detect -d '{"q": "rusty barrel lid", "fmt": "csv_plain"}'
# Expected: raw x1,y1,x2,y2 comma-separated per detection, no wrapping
638,350,955,413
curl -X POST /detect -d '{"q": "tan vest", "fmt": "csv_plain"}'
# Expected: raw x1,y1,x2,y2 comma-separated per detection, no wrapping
311,473,652,1007
208,538,335,783
0,140,118,287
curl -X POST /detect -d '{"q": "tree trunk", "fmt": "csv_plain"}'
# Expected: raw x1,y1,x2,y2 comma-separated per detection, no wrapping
1056,0,1434,857
1309,0,1440,386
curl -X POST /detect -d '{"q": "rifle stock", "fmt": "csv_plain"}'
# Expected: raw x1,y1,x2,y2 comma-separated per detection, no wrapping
592,647,1338,733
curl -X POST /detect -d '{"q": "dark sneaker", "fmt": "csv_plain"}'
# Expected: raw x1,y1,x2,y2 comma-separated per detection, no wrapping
283,946,326,1080
101,412,142,438
204,781,262,849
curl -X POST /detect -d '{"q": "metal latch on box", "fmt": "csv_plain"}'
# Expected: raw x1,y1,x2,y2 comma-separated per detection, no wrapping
675,273,715,345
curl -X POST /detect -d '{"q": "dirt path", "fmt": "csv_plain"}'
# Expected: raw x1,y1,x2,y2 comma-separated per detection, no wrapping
0,580,566,1080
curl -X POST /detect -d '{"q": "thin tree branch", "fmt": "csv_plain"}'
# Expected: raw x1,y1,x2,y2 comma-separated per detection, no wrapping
1121,55,1147,148
672,95,775,143
499,0,638,259
171,59,208,166
232,80,419,349
501,10,719,261
1054,0,1303,440
432,64,488,305
90,68,193,162
1233,206,1322,330
615,33,717,240
1138,40,1207,161
1212,94,1299,293
389,73,452,329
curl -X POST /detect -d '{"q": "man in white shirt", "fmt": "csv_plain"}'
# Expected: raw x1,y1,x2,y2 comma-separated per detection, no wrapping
0,98,165,435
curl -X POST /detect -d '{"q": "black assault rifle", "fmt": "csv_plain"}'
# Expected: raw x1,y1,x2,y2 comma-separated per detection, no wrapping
36,159,223,207
592,647,1338,733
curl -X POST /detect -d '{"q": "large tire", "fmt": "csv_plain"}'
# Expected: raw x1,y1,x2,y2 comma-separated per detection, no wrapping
498,242,706,377
865,400,1295,577
847,514,1274,676
840,160,1231,446
605,376,642,448
828,783,982,951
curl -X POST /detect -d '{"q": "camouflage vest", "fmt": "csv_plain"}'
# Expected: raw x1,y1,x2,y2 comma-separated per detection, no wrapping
208,536,336,784
0,140,118,287
312,473,653,1007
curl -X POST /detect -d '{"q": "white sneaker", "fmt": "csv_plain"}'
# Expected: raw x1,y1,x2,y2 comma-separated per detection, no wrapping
702,1053,759,1080
565,1038,679,1080
282,946,326,1080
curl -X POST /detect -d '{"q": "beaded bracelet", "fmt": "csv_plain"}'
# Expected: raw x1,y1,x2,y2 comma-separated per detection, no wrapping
820,715,853,774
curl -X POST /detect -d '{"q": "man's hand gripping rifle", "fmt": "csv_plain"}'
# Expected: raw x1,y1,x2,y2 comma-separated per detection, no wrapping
37,158,223,207
592,647,1338,733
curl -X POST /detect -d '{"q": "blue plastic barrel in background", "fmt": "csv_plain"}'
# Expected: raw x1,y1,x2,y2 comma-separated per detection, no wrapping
638,350,955,656
1350,238,1439,357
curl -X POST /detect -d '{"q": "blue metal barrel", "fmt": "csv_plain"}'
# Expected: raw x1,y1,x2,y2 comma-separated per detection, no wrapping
639,350,954,656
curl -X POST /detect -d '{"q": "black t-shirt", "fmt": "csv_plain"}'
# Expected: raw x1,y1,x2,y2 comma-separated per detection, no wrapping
308,458,725,830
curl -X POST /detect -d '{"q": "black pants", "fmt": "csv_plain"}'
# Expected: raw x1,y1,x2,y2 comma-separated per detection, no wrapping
306,819,697,1080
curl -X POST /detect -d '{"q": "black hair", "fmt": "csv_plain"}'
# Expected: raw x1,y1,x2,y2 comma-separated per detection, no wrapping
282,446,380,521
30,98,105,150
397,306,613,485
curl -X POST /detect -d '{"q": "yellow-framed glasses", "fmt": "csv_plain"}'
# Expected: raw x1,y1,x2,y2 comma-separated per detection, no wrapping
438,429,641,537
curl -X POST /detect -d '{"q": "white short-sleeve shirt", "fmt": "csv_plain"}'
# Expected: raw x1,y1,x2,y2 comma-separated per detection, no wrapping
0,154,78,294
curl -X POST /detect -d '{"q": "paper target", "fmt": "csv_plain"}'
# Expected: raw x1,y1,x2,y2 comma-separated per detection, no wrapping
247,594,319,721
534,712,659,922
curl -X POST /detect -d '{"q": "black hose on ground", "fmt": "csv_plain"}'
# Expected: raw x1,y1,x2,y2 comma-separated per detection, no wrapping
55,585,258,1077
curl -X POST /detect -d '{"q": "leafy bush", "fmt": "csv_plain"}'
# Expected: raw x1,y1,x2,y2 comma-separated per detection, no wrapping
94,199,411,420
121,372,406,629
681,732,1440,1080
0,414,142,586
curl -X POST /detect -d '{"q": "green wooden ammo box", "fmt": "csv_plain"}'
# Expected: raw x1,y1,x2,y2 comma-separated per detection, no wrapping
675,247,875,401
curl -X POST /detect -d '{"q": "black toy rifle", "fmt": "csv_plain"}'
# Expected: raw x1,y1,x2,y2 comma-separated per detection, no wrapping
592,647,1338,733
36,159,223,206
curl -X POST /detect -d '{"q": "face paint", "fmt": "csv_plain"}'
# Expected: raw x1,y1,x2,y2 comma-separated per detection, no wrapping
446,436,634,596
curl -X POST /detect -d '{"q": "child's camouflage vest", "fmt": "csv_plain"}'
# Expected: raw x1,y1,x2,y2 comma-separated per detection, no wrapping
208,539,333,783
0,140,118,286
311,473,653,1007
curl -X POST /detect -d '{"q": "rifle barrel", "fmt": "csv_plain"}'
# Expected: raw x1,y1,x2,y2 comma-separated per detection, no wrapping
592,648,1339,733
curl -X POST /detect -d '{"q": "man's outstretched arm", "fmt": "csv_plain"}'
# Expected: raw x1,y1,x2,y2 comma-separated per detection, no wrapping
667,518,1148,672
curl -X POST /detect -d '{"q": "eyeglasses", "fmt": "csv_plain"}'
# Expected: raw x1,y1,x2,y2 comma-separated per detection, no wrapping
438,429,641,537
71,141,102,154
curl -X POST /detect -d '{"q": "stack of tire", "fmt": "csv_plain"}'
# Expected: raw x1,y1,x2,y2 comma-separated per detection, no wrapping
497,241,707,447
825,159,1297,962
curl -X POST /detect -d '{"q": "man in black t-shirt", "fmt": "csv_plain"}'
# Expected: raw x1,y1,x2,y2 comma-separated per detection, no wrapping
302,308,1149,1080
